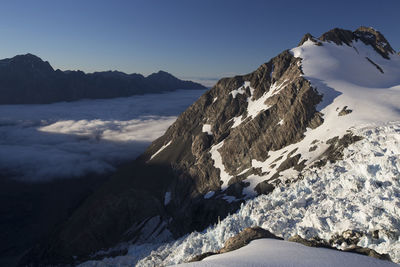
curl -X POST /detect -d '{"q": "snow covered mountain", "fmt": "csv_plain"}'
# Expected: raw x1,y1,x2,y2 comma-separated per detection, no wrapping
22,26,400,266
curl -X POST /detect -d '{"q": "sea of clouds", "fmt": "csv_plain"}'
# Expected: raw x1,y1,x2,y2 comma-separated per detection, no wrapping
0,90,204,181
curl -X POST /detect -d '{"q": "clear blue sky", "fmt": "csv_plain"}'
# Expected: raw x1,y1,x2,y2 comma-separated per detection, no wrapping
0,0,399,85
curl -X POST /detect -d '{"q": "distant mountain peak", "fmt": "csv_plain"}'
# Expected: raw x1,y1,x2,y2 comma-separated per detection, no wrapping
147,70,175,78
298,33,322,46
11,53,49,64
318,27,354,45
156,70,170,74
0,53,54,73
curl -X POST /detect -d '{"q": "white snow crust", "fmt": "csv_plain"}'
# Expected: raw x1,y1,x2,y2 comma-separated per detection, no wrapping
177,239,398,267
150,141,172,160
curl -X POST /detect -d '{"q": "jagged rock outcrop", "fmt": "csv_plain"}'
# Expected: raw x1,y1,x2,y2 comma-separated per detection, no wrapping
0,54,205,104
188,227,281,262
219,227,282,253
21,26,396,266
312,26,395,59
289,232,391,261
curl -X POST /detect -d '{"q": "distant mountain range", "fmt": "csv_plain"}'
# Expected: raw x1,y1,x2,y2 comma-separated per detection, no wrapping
0,54,206,104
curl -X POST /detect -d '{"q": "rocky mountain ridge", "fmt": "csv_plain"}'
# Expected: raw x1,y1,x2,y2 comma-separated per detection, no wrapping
20,26,400,266
299,26,395,59
0,54,206,104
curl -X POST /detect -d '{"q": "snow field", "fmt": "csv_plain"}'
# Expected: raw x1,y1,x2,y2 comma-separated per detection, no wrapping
176,239,398,267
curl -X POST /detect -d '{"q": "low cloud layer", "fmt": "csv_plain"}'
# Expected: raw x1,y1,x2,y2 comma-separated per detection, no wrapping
0,90,204,181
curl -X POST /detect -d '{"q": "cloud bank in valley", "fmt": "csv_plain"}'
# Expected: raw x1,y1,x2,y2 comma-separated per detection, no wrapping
0,90,204,181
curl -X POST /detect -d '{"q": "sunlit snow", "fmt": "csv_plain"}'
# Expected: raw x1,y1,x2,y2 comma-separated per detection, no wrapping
202,124,212,135
177,239,397,267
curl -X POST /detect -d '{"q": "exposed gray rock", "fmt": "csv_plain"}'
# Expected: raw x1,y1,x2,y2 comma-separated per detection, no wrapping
298,33,322,46
329,230,362,247
217,51,323,180
254,180,275,195
354,26,395,59
188,252,219,262
343,247,391,261
338,106,353,116
329,230,392,261
319,28,354,46
301,26,395,60
288,234,331,248
289,233,391,261
220,227,282,254
226,182,247,198
366,57,384,73
313,133,363,168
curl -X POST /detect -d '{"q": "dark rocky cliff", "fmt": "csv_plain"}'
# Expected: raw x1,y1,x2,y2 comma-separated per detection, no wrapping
20,26,395,266
0,54,206,104
21,47,323,267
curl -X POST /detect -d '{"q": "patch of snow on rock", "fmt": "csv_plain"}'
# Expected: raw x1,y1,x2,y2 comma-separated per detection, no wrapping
202,124,212,135
230,81,249,98
164,192,171,205
149,141,172,160
210,141,232,190
231,80,288,128
204,191,215,199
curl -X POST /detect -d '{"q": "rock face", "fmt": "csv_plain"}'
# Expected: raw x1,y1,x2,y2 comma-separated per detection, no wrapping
219,227,282,253
289,232,391,261
317,26,395,59
0,54,206,104
21,26,395,265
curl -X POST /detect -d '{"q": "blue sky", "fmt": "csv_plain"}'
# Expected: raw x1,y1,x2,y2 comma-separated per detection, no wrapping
0,0,399,85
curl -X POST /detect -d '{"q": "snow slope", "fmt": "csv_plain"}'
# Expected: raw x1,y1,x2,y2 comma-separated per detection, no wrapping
240,39,400,195
177,239,398,267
